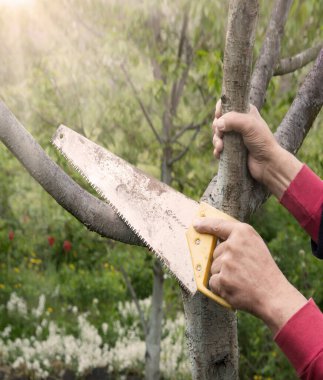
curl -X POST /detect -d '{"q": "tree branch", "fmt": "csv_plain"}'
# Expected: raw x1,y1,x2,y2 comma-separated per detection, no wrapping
118,264,148,337
176,6,190,65
147,10,166,83
171,122,203,143
168,126,200,165
275,48,323,153
170,6,192,117
250,0,293,110
0,101,143,246
274,43,323,76
120,64,163,145
250,48,323,210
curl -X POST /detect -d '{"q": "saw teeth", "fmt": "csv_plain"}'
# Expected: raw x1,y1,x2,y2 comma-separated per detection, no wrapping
51,139,192,295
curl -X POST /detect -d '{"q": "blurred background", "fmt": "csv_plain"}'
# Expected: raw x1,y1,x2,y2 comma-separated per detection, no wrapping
0,0,322,379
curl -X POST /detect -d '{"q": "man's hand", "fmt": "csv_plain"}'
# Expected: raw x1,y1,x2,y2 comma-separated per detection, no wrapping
212,101,280,182
212,101,303,199
193,217,307,334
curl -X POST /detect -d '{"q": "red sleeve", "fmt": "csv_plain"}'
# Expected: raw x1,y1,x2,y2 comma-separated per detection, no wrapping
280,165,323,242
275,299,323,379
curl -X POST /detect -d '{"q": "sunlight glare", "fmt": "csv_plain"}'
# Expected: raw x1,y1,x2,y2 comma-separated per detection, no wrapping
0,0,34,7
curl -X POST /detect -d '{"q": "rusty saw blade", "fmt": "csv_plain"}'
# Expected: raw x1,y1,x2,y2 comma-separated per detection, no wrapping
52,125,199,294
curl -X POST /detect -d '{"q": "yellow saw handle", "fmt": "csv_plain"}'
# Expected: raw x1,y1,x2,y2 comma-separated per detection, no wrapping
186,202,236,310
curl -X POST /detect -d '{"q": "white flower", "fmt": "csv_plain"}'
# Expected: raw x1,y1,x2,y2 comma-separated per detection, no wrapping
35,326,43,337
32,294,46,318
1,326,12,338
0,295,190,378
7,293,28,316
101,323,108,335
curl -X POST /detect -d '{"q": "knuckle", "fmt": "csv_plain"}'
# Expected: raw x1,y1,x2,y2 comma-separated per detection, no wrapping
221,254,233,271
246,117,257,133
211,224,220,235
223,240,235,255
220,253,229,265
209,276,217,292
249,104,258,114
237,222,253,235
241,222,252,231
219,275,228,288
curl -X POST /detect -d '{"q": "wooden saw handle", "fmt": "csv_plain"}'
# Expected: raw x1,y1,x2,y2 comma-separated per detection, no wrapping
186,202,235,310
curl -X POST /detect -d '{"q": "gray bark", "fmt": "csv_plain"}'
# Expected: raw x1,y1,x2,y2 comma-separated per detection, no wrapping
274,43,323,76
145,108,173,380
145,260,164,380
249,48,323,210
250,0,293,110
182,1,258,379
214,0,258,219
0,101,142,246
275,48,323,154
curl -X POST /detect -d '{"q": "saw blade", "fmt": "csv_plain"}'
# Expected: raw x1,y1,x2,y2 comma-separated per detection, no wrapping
52,125,199,294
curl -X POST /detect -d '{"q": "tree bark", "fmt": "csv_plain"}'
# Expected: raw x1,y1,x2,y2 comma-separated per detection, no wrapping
250,0,293,110
275,48,323,153
0,101,142,246
274,43,323,76
248,48,323,210
182,1,258,379
144,109,173,380
145,260,164,380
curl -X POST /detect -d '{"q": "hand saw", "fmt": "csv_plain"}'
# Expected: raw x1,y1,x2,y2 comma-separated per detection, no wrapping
52,125,235,309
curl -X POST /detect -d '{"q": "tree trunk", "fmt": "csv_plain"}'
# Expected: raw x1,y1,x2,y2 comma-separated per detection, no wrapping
182,1,259,379
145,111,173,380
145,260,164,380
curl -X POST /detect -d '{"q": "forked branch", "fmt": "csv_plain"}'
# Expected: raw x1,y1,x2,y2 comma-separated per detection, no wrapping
251,49,323,209
0,101,143,246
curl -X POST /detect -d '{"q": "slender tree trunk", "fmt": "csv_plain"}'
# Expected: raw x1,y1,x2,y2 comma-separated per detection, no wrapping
145,111,173,380
145,260,164,380
182,1,259,379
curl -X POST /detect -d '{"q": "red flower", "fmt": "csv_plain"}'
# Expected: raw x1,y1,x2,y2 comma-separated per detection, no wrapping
8,230,14,241
48,236,55,247
63,240,72,252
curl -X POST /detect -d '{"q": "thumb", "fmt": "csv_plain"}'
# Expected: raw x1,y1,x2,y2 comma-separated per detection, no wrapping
193,217,237,240
215,112,254,136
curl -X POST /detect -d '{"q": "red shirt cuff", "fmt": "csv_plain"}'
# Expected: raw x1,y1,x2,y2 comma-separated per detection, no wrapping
275,299,323,377
280,165,323,242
